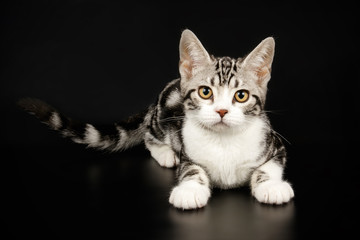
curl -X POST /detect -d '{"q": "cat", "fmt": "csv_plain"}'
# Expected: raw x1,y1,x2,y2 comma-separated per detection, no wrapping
18,29,294,210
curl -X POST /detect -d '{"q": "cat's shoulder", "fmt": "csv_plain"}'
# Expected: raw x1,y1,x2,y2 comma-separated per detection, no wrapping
158,78,182,108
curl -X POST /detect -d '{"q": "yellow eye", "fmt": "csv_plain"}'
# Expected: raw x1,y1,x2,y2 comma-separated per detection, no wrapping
234,90,249,103
198,86,213,99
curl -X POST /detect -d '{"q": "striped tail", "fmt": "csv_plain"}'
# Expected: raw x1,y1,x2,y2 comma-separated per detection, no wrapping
17,98,150,151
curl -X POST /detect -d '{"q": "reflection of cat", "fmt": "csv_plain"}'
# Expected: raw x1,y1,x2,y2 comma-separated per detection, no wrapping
19,29,294,210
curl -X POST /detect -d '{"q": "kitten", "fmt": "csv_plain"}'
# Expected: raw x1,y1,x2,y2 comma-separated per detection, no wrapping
18,29,294,210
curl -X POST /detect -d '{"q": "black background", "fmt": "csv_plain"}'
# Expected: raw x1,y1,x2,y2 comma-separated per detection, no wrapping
2,1,359,239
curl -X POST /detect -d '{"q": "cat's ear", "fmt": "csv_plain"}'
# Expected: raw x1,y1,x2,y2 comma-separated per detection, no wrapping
241,37,275,87
179,29,212,80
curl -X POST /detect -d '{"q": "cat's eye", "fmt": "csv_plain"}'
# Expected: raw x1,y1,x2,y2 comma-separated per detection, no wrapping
198,86,213,99
234,90,249,103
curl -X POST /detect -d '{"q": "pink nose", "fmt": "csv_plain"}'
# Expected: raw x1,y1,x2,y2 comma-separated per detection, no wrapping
216,109,228,118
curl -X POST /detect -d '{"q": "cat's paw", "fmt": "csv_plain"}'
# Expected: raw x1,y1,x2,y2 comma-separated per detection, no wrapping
169,181,210,210
252,180,294,205
150,145,180,168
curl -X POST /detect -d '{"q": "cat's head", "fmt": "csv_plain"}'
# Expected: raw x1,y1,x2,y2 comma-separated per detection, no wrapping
179,29,275,132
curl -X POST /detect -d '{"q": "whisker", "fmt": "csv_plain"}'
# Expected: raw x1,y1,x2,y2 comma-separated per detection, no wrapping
158,116,185,123
272,130,291,145
261,109,288,115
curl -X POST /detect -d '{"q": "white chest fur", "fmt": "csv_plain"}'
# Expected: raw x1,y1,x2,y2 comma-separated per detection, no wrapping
182,117,266,189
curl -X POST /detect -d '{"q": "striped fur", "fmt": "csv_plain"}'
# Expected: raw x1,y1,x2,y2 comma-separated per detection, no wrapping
18,98,150,151
19,29,294,210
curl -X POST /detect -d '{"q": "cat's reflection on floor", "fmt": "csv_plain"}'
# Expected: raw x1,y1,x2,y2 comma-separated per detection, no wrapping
168,189,295,240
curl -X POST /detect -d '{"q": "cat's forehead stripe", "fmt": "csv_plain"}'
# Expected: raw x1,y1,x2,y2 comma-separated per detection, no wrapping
214,57,240,87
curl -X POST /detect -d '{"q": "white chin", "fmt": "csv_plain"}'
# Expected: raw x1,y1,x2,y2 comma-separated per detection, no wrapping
214,121,230,128
203,121,232,131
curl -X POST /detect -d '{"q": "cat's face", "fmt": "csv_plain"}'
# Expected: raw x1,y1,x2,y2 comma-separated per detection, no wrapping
179,30,275,132
183,58,260,132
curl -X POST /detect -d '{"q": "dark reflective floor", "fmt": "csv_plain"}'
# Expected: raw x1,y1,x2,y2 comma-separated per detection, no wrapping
4,138,357,239
168,191,295,240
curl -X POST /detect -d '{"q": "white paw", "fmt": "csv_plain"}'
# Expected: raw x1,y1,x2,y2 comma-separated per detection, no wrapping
150,145,179,168
169,181,210,210
253,180,294,205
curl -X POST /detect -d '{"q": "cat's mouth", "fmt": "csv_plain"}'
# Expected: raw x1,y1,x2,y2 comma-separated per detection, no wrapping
214,120,229,127
202,119,232,130
196,116,237,131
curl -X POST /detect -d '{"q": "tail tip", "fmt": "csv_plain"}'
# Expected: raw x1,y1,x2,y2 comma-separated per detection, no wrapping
17,97,56,119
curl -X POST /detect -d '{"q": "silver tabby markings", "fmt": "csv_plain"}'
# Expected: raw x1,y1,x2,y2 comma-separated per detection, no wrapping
19,29,294,210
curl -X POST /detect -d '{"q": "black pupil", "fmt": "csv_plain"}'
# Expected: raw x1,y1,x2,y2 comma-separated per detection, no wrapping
238,91,245,99
203,88,210,96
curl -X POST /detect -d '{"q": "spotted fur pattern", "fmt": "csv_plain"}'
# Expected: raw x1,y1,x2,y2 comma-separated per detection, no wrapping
19,29,294,210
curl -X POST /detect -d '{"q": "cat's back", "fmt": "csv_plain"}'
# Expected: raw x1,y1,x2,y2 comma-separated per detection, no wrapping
147,78,184,153
156,78,184,124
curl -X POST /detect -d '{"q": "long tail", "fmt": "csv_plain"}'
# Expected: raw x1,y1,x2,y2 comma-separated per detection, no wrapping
17,98,151,151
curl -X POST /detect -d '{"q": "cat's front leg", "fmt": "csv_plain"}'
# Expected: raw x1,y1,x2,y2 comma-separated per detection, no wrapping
169,161,211,210
250,160,294,205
